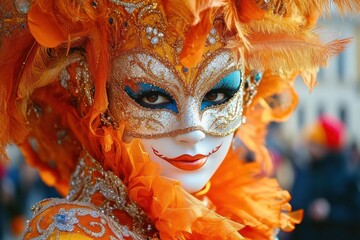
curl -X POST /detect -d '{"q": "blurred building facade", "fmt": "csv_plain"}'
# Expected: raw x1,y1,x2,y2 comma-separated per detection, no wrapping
283,14,360,146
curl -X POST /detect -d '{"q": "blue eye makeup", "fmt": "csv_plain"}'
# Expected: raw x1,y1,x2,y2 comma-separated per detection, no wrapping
201,70,241,111
125,82,179,113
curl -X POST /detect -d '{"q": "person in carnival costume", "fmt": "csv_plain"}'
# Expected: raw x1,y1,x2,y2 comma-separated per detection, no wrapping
0,0,359,239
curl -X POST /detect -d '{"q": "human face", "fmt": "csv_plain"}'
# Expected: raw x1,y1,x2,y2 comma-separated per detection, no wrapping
140,131,234,193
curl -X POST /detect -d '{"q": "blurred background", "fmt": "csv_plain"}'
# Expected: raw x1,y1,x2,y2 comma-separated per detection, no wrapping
1,11,360,240
269,13,360,240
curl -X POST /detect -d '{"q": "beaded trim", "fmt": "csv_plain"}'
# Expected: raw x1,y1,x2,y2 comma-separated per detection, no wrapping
23,154,159,239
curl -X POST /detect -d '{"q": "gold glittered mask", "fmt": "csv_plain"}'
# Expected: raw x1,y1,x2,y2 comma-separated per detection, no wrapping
108,48,245,138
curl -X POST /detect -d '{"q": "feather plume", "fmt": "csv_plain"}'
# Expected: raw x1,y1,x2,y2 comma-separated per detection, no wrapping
293,0,360,15
28,4,67,48
219,0,268,49
242,33,350,74
179,9,214,67
163,0,224,67
300,70,318,92
162,0,224,25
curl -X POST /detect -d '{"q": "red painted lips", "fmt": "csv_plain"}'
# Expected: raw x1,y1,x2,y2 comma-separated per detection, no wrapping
152,144,222,171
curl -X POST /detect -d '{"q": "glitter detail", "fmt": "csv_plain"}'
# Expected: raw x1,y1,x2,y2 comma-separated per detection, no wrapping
14,0,30,14
145,25,164,46
68,156,157,238
56,129,67,145
53,209,79,232
208,37,216,44
146,26,153,33
255,72,263,82
110,0,145,13
151,37,159,45
59,69,70,88
0,2,27,36
244,70,263,106
109,49,245,139
207,28,218,45
24,155,160,239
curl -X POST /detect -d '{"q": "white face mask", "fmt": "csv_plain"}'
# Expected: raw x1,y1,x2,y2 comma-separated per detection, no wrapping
139,131,234,193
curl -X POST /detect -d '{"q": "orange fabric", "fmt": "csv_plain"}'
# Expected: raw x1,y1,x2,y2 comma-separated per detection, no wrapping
209,148,303,239
74,137,298,239
23,200,133,240
28,4,67,48
123,139,244,239
237,0,265,23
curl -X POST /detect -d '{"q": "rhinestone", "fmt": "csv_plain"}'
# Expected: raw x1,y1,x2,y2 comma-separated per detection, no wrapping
146,26,153,34
158,32,164,38
208,37,216,44
55,214,66,224
147,224,153,231
91,0,98,8
254,72,263,82
210,28,216,35
242,116,247,124
125,6,135,13
14,0,30,14
153,28,158,34
151,37,159,45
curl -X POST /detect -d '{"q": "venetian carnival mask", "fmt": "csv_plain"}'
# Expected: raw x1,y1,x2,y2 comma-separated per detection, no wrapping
102,0,253,193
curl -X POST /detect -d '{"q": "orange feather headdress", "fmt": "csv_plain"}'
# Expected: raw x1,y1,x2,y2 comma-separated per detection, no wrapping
1,0,355,179
0,0,359,238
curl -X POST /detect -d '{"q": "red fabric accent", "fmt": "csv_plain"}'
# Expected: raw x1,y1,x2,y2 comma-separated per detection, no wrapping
319,116,345,150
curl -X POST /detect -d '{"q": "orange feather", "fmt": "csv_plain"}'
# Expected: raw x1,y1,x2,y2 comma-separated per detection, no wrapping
28,3,67,48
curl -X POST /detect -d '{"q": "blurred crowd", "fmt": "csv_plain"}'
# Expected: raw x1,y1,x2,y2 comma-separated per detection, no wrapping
1,116,359,239
268,116,360,240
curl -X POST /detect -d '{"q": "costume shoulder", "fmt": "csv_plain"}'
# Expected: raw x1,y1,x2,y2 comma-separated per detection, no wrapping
22,198,140,240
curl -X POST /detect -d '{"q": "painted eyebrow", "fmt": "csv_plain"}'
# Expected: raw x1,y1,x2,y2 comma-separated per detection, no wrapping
192,49,238,95
211,71,241,90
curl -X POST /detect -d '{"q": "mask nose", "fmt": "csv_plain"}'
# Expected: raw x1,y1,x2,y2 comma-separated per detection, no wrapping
174,130,206,145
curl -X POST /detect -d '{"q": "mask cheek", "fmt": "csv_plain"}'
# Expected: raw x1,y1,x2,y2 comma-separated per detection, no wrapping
201,92,244,135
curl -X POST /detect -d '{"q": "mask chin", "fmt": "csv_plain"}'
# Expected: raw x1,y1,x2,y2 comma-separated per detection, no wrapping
139,132,234,193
